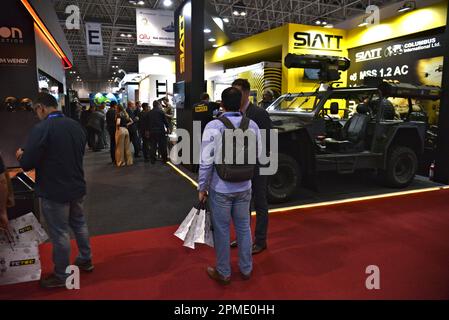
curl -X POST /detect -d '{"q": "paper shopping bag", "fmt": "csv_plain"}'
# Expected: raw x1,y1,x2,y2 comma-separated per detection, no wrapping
183,208,204,249
0,241,41,286
0,212,48,246
203,211,214,248
174,206,199,241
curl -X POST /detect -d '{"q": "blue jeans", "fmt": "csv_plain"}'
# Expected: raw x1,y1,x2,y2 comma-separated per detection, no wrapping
209,189,252,278
41,197,92,280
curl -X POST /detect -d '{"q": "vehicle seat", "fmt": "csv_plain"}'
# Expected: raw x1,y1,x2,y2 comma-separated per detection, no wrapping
324,104,370,153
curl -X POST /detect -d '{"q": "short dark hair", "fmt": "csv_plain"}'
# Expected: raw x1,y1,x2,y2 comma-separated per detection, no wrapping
232,78,250,92
153,100,161,109
110,101,117,106
200,92,209,101
221,87,242,112
34,92,58,108
142,102,149,109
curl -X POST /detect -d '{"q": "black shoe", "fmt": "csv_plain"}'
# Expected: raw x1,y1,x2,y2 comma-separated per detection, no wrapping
74,258,94,272
40,274,66,288
207,267,231,285
252,244,267,255
240,271,252,280
230,240,238,248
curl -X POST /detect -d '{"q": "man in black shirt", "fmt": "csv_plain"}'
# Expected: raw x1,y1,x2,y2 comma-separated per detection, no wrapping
232,79,273,255
106,101,118,163
144,100,171,164
16,93,93,288
139,103,151,162
126,101,141,158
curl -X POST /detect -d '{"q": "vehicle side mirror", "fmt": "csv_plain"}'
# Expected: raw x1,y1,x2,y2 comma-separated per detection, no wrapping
330,102,339,115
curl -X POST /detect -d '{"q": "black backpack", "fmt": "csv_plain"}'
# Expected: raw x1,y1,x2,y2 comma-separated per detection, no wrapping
214,116,255,182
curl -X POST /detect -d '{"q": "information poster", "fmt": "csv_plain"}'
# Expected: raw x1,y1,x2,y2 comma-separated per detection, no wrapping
136,9,175,47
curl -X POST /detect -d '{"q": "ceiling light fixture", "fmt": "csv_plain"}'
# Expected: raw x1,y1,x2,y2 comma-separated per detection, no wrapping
129,0,137,5
163,0,173,7
204,28,211,33
222,17,229,23
153,52,160,56
120,33,126,37
137,0,145,5
127,34,132,38
315,20,322,25
232,1,246,17
398,1,416,13
212,44,219,48
208,38,216,42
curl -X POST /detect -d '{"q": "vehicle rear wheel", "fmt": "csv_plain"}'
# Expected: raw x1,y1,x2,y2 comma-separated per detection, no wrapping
267,154,300,203
379,146,418,188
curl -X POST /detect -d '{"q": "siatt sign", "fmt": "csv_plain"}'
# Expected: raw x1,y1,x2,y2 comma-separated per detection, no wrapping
293,32,344,52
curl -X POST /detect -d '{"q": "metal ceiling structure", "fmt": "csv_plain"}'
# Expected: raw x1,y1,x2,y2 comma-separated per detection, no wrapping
53,0,402,83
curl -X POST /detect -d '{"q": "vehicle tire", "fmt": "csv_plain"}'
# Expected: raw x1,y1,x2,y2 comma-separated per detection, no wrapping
267,154,300,203
379,146,418,188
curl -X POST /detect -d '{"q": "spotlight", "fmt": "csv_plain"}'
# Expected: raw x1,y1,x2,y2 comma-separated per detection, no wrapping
315,20,322,25
129,0,137,5
208,38,216,42
223,18,229,23
127,34,132,38
153,52,160,56
163,0,172,7
398,1,416,13
232,1,246,17
204,28,211,33
137,0,145,5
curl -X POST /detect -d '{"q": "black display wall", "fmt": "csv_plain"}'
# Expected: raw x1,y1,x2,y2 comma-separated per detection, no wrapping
174,0,205,167
0,0,38,105
434,8,449,184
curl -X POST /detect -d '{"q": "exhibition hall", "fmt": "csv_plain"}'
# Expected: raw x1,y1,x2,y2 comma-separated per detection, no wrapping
0,0,448,303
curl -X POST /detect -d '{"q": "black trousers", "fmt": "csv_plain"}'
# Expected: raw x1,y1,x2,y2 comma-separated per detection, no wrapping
129,127,141,156
251,170,269,247
140,130,150,160
87,127,103,151
108,129,116,162
149,131,167,163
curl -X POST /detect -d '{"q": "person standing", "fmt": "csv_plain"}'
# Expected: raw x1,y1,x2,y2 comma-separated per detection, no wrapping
143,100,171,164
86,105,105,152
139,103,151,162
198,87,261,285
106,101,117,164
115,104,134,167
258,89,275,109
126,101,141,158
16,93,93,288
231,78,272,255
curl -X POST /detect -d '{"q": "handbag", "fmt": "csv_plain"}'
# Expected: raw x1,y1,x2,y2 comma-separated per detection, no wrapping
0,212,48,246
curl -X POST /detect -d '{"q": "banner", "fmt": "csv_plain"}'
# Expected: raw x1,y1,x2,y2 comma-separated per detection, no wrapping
85,22,103,56
136,9,175,47
347,29,444,87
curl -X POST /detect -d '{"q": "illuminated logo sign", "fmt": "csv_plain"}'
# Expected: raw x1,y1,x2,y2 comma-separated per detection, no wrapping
179,15,185,74
0,26,23,44
293,32,343,52
355,48,382,62
10,259,36,267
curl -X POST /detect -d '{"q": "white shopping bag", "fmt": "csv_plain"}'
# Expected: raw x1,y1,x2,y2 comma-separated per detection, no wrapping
176,203,214,249
174,206,199,241
0,212,48,245
0,241,42,286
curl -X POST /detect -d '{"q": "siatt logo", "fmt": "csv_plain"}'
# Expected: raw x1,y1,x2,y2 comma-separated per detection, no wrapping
355,48,382,62
293,32,343,52
0,26,23,44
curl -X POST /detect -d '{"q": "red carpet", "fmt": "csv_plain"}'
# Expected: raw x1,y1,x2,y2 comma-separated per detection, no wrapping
1,189,449,300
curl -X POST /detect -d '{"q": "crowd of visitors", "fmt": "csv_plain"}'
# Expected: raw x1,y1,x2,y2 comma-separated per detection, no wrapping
1,79,273,288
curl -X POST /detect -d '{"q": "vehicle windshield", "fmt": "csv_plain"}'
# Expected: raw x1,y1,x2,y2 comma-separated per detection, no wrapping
268,93,322,113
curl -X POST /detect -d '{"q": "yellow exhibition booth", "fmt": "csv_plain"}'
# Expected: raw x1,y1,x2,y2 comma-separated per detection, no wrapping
205,0,447,100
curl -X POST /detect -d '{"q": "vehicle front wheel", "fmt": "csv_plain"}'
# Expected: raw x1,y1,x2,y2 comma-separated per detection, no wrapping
379,146,418,188
267,154,300,203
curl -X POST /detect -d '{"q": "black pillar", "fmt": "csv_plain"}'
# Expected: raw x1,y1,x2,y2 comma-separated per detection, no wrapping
174,0,205,168
434,6,449,184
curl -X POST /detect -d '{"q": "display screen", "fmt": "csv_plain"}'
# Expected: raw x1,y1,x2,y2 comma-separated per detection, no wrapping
173,81,185,109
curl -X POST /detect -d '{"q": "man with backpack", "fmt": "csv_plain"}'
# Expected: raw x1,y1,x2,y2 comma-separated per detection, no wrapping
198,87,261,285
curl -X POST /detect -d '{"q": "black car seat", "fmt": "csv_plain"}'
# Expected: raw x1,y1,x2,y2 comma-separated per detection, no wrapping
325,103,370,153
